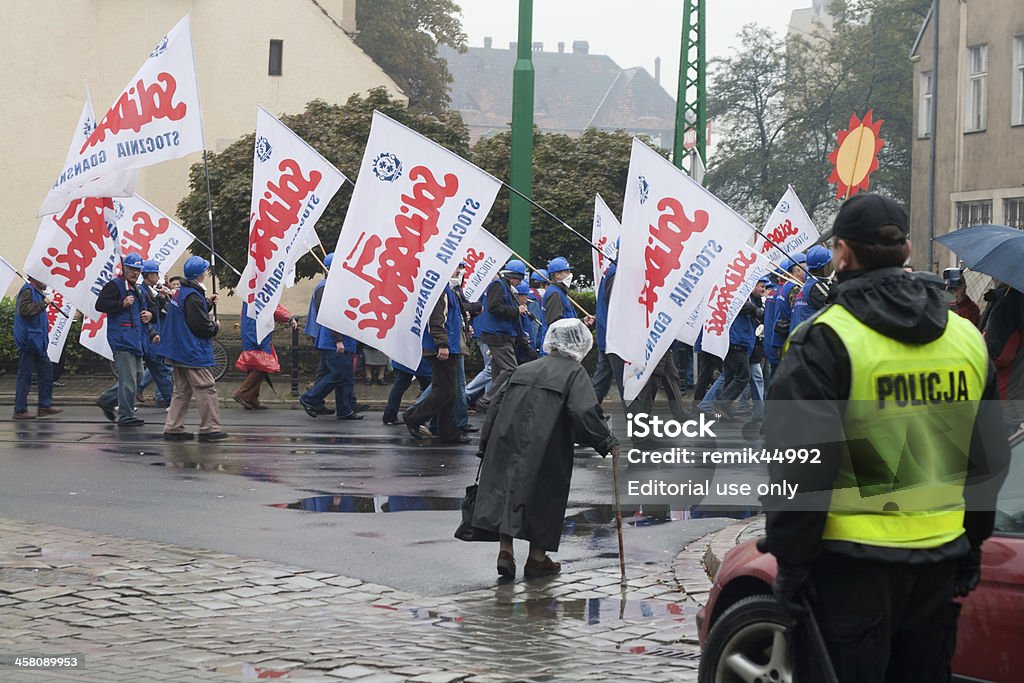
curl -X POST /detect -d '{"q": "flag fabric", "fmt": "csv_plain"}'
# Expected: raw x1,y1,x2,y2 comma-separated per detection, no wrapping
318,111,501,370
699,247,773,361
750,186,819,261
591,193,621,288
0,257,18,297
79,314,113,361
284,226,322,288
460,229,513,303
605,139,754,402
242,106,346,344
39,15,204,215
45,290,76,364
114,195,194,274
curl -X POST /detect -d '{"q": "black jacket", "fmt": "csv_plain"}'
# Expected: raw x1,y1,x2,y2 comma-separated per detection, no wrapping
179,279,218,339
762,267,1011,566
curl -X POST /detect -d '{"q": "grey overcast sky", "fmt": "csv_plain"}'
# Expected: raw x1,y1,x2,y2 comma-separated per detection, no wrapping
456,0,814,95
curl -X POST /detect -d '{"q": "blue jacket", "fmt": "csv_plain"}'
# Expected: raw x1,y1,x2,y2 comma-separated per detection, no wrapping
13,284,48,355
762,284,779,364
423,286,462,354
728,298,757,354
595,264,616,353
770,281,799,350
393,358,432,377
789,276,820,332
306,280,356,353
475,278,520,337
525,296,543,352
159,285,214,367
102,276,145,355
241,302,272,353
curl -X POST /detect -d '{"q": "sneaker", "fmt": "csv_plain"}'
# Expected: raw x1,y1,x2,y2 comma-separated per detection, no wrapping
12,411,36,420
97,402,116,422
198,431,229,442
163,431,194,441
298,397,319,418
37,407,63,417
405,420,425,441
233,395,255,410
118,417,145,427
382,418,404,426
460,425,480,433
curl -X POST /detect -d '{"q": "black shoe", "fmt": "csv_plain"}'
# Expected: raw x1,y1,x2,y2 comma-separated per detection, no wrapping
405,420,424,440
198,431,229,442
441,435,471,445
315,405,332,416
383,418,404,426
163,431,194,441
337,413,364,420
353,403,370,414
233,396,255,410
97,402,116,422
299,397,319,418
460,426,480,433
118,417,145,427
153,399,170,409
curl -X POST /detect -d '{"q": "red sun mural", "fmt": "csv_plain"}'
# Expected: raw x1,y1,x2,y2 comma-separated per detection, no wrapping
827,110,885,200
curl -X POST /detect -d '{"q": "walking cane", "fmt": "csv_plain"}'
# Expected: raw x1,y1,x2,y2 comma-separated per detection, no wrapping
610,445,627,584
800,595,839,683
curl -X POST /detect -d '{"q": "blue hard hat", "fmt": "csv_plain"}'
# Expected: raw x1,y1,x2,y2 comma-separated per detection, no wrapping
789,252,807,267
123,253,144,270
502,259,527,277
547,256,571,274
183,255,210,279
806,245,833,270
323,252,334,268
530,268,549,284
141,259,160,274
758,275,771,285
514,283,531,295
778,258,794,273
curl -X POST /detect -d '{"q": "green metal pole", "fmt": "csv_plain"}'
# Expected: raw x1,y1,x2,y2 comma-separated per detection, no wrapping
673,0,707,181
509,0,534,259
672,2,689,169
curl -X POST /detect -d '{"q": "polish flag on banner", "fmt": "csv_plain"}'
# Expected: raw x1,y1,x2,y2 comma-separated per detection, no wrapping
45,290,77,364
460,229,513,303
605,139,753,401
284,226,322,288
318,111,501,370
242,106,346,344
750,186,819,259
592,193,621,287
79,314,113,361
114,195,194,275
698,247,773,361
0,257,18,297
39,15,204,216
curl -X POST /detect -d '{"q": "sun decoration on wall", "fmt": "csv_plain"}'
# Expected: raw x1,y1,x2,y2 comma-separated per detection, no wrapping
827,110,886,200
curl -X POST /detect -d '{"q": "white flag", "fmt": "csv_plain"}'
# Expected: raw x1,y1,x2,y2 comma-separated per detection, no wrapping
460,229,513,303
750,186,819,261
79,313,113,361
284,226,322,288
606,139,753,401
318,111,501,370
243,106,346,344
39,16,204,215
592,193,621,287
114,195,194,274
45,290,77,364
0,257,18,297
699,247,773,361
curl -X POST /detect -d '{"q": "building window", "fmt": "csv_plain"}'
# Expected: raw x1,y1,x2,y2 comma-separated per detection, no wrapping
956,200,992,228
268,39,283,77
1014,36,1024,126
965,44,987,132
919,71,934,138
1006,198,1024,229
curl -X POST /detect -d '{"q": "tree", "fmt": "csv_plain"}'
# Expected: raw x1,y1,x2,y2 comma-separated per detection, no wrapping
355,0,468,115
176,88,470,290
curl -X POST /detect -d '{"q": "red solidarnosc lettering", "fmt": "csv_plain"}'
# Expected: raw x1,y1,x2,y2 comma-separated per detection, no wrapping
80,73,186,153
639,197,709,323
247,159,322,294
46,291,65,329
123,211,170,259
82,314,106,339
462,248,484,280
343,165,459,338
596,235,608,272
759,219,798,255
705,251,759,335
41,198,112,289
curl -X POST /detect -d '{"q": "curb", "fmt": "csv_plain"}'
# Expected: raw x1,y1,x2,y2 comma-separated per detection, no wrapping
673,515,766,604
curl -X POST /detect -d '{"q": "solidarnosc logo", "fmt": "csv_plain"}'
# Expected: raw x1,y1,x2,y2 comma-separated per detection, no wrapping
256,137,272,163
149,35,169,58
638,176,650,205
372,152,403,182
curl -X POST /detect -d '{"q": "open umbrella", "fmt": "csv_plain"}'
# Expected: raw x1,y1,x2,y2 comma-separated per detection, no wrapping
935,224,1024,292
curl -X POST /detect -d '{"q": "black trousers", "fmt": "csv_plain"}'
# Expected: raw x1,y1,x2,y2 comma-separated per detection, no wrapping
717,344,752,403
798,551,960,683
403,355,459,441
693,351,723,402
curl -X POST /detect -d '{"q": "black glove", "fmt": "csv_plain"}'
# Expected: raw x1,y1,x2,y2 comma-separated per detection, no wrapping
953,547,982,598
773,561,814,617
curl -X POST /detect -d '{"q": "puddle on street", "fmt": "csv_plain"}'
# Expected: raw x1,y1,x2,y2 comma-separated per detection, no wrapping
486,596,688,624
270,494,464,513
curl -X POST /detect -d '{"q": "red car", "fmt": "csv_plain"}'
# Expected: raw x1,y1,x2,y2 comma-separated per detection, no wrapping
696,432,1024,683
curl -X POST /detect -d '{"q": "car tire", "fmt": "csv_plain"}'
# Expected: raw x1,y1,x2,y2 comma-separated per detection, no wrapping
698,594,796,683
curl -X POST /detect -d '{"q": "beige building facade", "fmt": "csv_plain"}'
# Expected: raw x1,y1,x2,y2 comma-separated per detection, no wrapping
0,0,403,307
910,0,1024,271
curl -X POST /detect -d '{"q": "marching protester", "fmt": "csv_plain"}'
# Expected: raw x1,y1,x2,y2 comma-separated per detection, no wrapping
706,280,764,418
526,269,547,355
946,268,981,327
234,302,296,410
765,254,806,380
13,276,61,420
760,194,1010,681
514,283,540,364
403,268,469,444
95,253,150,427
592,252,617,403
160,256,227,441
788,245,832,335
137,260,173,409
471,319,620,578
979,278,1024,432
473,260,528,414
382,359,431,426
300,253,361,421
543,257,595,328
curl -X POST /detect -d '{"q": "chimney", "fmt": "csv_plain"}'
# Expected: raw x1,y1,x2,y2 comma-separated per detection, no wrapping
509,41,517,50
532,41,543,52
572,40,589,55
484,36,492,49
654,57,661,85
558,41,565,53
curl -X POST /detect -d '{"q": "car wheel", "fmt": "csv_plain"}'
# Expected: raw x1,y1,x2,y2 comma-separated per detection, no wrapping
698,595,795,683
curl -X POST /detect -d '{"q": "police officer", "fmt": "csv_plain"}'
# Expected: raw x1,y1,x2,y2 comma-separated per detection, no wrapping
13,277,61,420
473,260,528,413
761,194,1010,681
96,252,150,426
788,245,832,335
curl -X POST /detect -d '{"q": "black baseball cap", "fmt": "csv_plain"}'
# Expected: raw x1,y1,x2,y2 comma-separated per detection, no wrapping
832,194,909,246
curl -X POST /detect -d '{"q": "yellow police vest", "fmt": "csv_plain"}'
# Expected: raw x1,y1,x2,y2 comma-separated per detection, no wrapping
811,304,989,549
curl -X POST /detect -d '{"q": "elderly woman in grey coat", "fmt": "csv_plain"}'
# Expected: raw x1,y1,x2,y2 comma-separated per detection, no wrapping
472,319,620,578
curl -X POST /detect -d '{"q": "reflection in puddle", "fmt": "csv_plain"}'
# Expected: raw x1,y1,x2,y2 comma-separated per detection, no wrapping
492,597,687,625
270,494,463,513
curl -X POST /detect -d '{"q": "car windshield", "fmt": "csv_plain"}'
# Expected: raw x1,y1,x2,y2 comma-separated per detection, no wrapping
995,432,1024,535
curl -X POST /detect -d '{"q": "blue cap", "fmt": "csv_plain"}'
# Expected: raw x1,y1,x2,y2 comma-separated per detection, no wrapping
530,269,549,283
123,253,143,270
758,275,771,285
514,283,531,295
789,252,807,267
502,259,527,277
183,255,210,279
323,252,334,269
806,245,832,270
141,259,160,274
547,256,571,274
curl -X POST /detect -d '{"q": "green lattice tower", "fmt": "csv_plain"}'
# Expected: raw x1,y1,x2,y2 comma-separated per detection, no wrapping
673,0,706,180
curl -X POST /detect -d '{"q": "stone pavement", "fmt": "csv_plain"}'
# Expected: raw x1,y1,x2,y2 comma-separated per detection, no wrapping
0,515,751,683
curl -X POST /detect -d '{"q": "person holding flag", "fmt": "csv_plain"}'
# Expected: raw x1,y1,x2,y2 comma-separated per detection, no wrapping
137,260,173,408
13,276,62,420
95,253,149,426
768,253,807,360
543,257,594,329
473,260,529,414
234,302,297,410
789,245,833,335
592,247,618,404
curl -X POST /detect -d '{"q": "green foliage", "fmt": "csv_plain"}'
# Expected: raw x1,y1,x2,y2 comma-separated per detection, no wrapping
355,0,468,115
176,89,471,291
